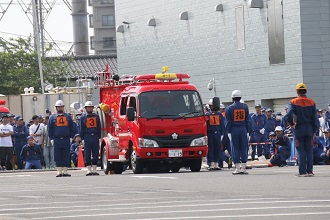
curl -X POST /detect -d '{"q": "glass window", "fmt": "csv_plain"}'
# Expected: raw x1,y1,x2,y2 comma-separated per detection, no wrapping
103,37,114,48
90,36,94,50
101,0,113,4
235,6,245,50
89,14,93,28
139,91,204,118
102,15,115,26
120,97,127,115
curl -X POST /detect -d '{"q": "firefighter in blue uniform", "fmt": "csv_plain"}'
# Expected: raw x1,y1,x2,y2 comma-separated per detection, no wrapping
270,126,291,167
225,90,250,175
20,136,43,170
313,136,324,165
264,108,276,159
275,112,283,127
320,129,330,164
285,83,319,177
80,101,101,176
251,104,267,160
324,102,330,128
205,98,225,170
13,116,28,169
48,100,76,177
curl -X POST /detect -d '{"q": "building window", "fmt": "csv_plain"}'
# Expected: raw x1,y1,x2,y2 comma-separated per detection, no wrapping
90,36,95,50
103,37,114,48
268,0,285,64
235,6,245,50
102,15,115,26
88,0,92,6
101,0,114,4
89,14,93,28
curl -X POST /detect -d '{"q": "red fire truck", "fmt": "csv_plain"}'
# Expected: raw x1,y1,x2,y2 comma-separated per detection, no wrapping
96,67,208,174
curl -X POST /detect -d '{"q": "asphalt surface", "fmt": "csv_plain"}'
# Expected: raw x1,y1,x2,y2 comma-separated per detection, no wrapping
0,165,329,220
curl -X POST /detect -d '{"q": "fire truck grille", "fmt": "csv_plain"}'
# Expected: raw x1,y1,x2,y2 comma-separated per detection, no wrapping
143,134,204,148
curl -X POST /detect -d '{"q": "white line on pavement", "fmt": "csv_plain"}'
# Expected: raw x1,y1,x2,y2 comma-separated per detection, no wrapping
131,175,177,179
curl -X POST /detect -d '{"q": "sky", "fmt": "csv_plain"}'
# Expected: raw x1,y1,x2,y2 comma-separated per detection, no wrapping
0,0,93,56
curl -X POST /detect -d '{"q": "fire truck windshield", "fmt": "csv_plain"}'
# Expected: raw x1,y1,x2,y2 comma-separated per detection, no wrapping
139,90,204,119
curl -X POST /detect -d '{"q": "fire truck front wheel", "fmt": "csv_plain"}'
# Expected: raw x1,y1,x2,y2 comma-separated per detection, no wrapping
131,149,144,174
190,158,202,172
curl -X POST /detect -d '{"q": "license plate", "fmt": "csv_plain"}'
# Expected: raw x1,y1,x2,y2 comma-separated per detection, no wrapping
168,149,183,157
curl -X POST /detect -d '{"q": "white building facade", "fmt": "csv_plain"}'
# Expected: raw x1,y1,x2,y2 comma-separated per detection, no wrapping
115,0,330,113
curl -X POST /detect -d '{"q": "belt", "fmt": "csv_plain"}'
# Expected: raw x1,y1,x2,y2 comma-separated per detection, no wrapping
85,133,97,136
54,136,69,139
208,130,220,134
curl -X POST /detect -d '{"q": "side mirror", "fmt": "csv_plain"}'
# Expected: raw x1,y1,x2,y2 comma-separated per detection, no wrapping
126,107,135,121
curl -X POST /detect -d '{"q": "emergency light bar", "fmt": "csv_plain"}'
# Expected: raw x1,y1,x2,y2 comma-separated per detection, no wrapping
134,73,190,81
0,100,6,106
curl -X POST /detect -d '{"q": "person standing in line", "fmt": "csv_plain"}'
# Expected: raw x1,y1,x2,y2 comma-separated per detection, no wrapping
285,83,319,177
225,90,250,175
43,116,55,169
48,100,76,177
205,98,225,170
80,101,101,176
0,115,14,170
13,116,28,169
29,115,44,152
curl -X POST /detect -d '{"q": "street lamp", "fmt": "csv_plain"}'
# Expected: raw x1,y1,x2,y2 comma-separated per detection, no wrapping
207,78,217,96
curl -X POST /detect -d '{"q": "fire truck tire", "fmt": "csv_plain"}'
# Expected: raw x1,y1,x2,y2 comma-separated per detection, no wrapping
113,162,123,174
190,158,202,172
102,146,111,175
170,166,181,173
131,149,144,174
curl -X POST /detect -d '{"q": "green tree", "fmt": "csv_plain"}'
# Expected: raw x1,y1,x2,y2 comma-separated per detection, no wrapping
0,37,71,95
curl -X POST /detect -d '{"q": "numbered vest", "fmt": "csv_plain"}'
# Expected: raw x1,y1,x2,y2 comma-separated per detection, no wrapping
56,115,69,127
85,117,97,128
234,109,246,122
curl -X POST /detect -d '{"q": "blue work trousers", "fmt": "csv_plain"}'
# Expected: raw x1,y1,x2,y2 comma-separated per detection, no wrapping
231,126,248,164
54,137,71,167
207,132,221,163
270,146,290,166
14,142,25,169
294,125,314,174
84,134,100,166
25,160,42,169
251,133,267,159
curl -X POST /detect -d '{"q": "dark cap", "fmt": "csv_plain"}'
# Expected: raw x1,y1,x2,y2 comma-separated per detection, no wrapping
266,108,273,112
275,112,282,115
2,114,8,118
15,116,23,121
255,104,261,108
27,136,33,140
269,132,276,137
7,113,15,117
74,134,80,138
38,115,43,119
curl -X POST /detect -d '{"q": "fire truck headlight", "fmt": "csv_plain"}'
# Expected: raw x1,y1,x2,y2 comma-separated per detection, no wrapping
190,136,208,146
138,138,159,148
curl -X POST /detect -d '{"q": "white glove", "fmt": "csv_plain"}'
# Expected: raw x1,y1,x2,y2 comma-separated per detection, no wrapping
221,135,224,141
228,133,232,142
51,140,54,146
260,128,265,134
247,133,250,141
82,140,85,145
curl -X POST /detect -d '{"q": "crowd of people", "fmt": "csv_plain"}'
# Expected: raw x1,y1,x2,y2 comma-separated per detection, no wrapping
0,100,102,177
205,83,328,176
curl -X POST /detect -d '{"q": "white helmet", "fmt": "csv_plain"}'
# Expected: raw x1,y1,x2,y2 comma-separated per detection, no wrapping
84,101,94,107
240,99,245,103
231,90,242,98
220,103,225,108
208,99,213,105
54,100,64,107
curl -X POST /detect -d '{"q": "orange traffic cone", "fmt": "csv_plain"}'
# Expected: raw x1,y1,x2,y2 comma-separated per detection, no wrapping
77,147,85,168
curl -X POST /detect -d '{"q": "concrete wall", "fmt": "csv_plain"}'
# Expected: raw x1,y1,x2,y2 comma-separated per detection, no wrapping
300,0,330,106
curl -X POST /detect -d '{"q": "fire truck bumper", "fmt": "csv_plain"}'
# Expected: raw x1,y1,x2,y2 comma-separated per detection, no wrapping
137,146,207,159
